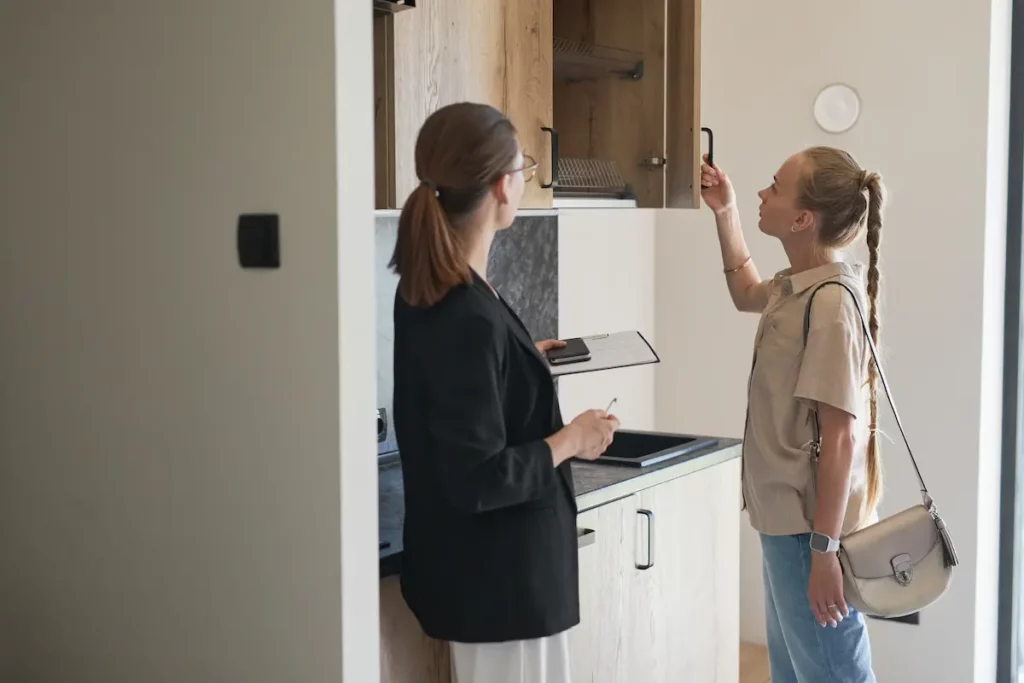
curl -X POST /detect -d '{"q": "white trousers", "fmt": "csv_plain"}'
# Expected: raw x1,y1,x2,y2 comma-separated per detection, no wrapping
450,630,571,683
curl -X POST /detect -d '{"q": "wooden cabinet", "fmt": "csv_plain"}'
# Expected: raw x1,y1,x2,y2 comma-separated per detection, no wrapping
373,0,554,209
373,0,703,210
373,13,398,210
552,0,703,208
380,576,449,683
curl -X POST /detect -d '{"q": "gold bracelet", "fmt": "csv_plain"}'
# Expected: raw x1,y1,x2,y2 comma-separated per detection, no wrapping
724,256,752,274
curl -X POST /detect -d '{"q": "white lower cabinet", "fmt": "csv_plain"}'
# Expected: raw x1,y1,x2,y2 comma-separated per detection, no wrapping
571,493,640,683
380,458,741,683
571,458,741,683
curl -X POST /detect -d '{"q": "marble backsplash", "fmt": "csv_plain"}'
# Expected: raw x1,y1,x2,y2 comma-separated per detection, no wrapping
375,214,559,455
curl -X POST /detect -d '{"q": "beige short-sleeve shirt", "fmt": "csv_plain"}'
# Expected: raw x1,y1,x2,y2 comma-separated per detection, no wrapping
742,261,874,537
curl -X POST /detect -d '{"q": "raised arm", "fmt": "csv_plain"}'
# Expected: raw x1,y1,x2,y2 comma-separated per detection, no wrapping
700,156,770,313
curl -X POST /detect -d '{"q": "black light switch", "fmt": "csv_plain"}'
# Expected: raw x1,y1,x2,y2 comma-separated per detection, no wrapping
237,214,280,269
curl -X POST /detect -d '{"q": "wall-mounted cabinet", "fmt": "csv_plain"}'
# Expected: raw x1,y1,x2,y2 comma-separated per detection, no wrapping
373,0,553,210
552,0,704,208
372,0,704,210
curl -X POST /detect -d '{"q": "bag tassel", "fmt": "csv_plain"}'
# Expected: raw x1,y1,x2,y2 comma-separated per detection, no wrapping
933,512,960,568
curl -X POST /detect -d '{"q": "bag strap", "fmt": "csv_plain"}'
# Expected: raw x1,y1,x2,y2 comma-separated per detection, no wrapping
803,280,933,507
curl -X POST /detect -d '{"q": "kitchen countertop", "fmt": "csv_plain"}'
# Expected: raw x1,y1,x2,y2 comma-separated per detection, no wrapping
378,436,741,578
378,459,406,578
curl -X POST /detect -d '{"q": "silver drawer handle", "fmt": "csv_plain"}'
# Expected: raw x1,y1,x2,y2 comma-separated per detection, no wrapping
577,527,597,549
636,509,654,570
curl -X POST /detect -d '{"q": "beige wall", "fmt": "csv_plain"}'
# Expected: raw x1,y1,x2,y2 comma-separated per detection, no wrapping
0,1,378,680
655,1,1011,681
558,209,657,430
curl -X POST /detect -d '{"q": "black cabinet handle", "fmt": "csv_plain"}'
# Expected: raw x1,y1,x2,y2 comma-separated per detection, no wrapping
636,509,655,570
701,127,715,167
577,527,596,550
541,126,559,189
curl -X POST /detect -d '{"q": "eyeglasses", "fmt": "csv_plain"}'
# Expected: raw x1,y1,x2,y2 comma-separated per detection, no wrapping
510,154,539,184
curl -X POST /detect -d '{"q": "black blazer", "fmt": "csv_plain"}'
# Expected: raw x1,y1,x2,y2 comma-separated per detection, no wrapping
392,271,579,643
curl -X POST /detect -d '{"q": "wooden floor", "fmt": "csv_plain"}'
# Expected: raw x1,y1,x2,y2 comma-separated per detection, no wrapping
740,642,770,683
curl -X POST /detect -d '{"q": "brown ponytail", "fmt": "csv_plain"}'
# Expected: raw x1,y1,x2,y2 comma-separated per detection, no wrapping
391,183,471,308
798,146,887,514
862,173,884,513
389,102,520,308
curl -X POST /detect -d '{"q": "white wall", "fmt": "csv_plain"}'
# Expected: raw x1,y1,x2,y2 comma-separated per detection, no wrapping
0,1,378,681
655,1,1011,681
557,209,657,431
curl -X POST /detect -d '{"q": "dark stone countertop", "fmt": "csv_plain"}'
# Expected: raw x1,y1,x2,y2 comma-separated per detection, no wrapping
378,436,741,578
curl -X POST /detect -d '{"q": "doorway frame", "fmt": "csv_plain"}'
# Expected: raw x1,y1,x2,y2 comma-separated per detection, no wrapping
996,1,1024,680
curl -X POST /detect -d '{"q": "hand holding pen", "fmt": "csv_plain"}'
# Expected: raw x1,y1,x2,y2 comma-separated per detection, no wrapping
565,398,620,462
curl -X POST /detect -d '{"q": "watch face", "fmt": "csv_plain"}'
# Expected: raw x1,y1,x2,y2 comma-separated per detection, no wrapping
810,533,831,552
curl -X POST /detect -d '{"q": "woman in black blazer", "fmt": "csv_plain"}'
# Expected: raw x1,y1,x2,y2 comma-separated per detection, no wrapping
390,102,619,683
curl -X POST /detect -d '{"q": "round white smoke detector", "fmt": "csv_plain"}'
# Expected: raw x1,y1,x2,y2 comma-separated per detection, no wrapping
813,84,861,134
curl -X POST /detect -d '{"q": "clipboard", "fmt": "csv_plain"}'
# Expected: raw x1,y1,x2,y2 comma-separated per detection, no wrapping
548,330,659,377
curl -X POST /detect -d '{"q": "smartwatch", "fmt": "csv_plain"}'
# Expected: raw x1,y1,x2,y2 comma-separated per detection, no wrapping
809,532,840,554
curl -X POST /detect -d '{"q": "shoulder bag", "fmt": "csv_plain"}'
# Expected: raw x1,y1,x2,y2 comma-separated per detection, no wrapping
804,280,960,619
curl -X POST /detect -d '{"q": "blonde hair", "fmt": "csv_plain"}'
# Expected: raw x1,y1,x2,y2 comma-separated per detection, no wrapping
798,146,886,514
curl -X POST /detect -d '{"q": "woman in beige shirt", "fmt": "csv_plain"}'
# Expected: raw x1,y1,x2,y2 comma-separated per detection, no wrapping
702,147,882,683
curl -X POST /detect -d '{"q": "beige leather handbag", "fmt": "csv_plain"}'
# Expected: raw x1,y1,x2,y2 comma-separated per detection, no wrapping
804,281,959,619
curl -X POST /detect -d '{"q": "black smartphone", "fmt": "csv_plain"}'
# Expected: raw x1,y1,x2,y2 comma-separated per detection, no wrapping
546,337,591,365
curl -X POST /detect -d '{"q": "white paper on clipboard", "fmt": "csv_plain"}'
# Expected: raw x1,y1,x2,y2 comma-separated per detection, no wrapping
548,330,660,377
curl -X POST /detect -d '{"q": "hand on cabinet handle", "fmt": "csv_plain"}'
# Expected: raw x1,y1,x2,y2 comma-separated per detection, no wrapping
701,127,715,167
577,527,596,550
636,509,655,570
541,126,559,189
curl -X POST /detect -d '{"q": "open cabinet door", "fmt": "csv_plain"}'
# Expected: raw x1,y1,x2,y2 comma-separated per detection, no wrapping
665,0,702,209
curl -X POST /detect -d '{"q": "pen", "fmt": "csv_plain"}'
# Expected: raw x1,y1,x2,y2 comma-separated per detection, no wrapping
605,398,617,413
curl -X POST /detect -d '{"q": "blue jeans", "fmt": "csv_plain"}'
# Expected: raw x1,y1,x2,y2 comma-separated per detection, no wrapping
761,533,876,683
